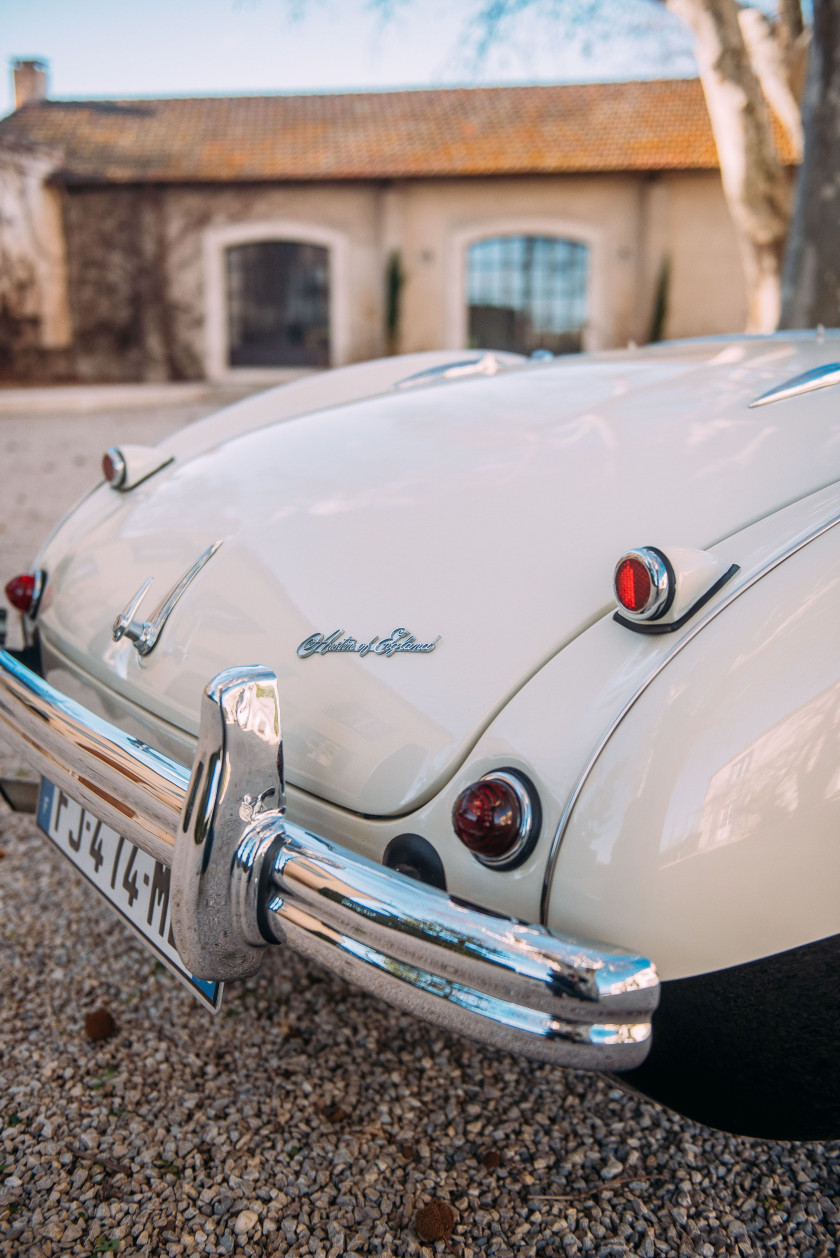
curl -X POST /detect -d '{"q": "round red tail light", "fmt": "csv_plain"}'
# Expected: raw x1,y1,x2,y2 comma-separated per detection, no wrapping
4,571,42,616
452,771,538,868
613,548,673,621
615,555,651,613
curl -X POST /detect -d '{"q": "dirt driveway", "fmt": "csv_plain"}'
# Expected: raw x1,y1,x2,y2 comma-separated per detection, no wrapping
0,392,837,1257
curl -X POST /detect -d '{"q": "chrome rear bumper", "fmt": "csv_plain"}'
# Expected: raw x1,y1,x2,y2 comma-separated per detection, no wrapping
0,649,659,1069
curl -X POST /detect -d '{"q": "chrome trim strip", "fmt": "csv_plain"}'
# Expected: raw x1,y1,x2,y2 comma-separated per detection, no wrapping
395,353,503,390
0,651,659,1068
20,568,47,649
112,540,222,656
265,824,657,1003
750,362,840,408
28,568,46,620
0,650,186,865
540,503,840,923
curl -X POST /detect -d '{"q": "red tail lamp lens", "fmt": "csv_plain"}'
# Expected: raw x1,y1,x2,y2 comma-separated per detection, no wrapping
5,573,37,614
453,778,522,862
615,555,652,613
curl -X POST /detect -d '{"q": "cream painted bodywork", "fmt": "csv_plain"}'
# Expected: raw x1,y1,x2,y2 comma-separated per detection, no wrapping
31,334,840,981
550,493,840,980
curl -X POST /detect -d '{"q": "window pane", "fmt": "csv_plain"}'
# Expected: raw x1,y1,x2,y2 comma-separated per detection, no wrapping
226,241,330,368
467,235,588,356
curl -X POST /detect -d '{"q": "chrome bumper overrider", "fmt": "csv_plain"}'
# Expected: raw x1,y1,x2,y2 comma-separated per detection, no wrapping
0,650,659,1069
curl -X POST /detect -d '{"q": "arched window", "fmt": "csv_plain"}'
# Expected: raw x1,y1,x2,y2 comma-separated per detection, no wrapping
225,240,330,367
467,235,589,356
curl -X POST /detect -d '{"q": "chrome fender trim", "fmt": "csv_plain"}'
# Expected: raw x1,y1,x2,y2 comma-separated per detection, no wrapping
0,650,658,1070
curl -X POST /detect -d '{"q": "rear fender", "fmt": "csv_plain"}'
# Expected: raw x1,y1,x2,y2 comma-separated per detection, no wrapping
548,512,840,982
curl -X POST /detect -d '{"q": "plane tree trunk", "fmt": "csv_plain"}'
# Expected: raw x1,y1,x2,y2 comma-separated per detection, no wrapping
666,0,793,331
780,0,840,329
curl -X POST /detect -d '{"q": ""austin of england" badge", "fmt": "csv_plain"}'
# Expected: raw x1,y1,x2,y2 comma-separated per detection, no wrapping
297,627,440,659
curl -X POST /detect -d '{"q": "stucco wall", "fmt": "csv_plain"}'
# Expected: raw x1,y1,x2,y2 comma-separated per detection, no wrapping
62,182,387,381
165,183,387,380
388,170,746,355
660,171,748,339
56,168,747,383
391,173,653,354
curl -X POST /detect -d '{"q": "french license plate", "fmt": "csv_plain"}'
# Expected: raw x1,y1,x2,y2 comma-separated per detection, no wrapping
37,778,222,1011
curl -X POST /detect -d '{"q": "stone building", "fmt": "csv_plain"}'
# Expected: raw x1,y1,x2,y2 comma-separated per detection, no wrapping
0,60,796,384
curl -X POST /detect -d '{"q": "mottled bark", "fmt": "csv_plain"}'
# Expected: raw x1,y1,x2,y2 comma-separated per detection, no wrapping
779,0,805,49
777,0,810,102
667,0,792,331
738,5,803,159
779,0,840,329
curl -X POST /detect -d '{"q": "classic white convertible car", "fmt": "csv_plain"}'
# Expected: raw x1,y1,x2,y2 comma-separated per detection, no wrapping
2,335,838,1140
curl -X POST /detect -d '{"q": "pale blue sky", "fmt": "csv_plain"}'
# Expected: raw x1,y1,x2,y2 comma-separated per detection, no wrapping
1,0,699,118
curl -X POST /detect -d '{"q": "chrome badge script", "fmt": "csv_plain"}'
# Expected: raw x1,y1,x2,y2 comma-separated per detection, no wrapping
297,627,440,659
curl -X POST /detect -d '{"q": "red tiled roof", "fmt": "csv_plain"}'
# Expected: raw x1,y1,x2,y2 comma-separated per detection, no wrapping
0,80,797,183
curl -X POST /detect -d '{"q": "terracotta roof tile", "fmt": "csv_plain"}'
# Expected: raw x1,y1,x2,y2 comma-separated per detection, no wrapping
0,80,797,182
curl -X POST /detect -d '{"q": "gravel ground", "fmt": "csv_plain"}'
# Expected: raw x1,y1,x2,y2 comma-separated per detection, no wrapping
1,396,839,1258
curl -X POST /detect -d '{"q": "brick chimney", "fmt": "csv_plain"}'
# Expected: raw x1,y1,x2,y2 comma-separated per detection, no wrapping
13,59,48,109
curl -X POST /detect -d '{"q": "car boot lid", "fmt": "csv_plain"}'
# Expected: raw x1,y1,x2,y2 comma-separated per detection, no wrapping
34,334,840,815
